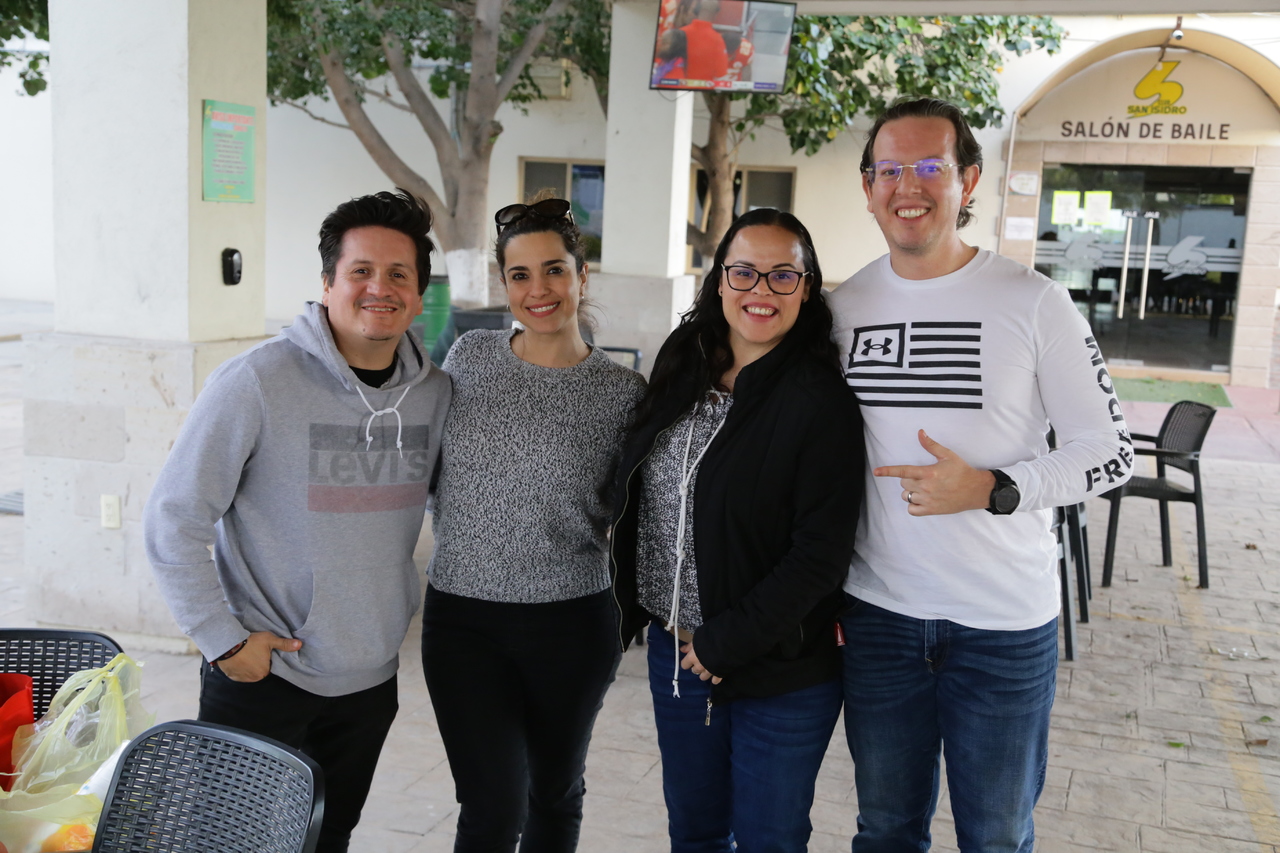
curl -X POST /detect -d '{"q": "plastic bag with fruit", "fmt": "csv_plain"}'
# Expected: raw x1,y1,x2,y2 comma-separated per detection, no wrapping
0,655,153,853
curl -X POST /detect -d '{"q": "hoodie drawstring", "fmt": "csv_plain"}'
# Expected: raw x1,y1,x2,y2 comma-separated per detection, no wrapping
669,402,726,698
355,385,413,458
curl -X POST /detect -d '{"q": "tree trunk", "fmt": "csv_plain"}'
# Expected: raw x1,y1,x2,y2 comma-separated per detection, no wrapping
445,158,494,306
309,0,571,308
689,92,738,260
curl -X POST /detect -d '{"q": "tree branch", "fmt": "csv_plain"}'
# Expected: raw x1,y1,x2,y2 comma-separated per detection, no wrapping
354,82,415,115
382,34,461,178
495,0,574,104
317,48,455,245
687,221,707,249
278,99,352,130
691,143,711,172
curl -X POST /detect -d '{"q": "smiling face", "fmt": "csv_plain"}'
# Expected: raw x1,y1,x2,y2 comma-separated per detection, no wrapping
718,224,809,365
501,230,585,338
863,116,980,271
321,225,422,368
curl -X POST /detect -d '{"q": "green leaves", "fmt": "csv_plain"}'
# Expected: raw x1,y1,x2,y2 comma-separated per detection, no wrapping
740,14,1064,157
267,0,591,110
0,0,48,96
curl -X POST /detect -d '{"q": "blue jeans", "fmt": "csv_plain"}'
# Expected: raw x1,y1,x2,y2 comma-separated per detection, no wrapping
646,622,843,853
840,596,1058,853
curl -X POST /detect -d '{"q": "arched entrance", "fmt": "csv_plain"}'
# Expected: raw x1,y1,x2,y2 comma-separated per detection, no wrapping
997,30,1280,387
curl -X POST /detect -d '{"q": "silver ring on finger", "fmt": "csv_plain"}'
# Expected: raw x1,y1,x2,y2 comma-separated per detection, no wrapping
907,491,915,505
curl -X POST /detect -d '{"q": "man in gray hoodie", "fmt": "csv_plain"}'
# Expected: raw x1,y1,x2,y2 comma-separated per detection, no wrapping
144,189,451,853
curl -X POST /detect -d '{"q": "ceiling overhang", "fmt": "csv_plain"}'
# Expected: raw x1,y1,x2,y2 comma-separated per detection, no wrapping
796,2,1278,13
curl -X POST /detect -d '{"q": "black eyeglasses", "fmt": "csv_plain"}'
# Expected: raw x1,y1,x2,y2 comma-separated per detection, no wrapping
721,265,810,295
495,199,574,234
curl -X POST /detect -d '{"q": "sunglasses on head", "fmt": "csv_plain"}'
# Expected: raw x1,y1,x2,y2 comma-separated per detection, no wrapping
495,199,574,235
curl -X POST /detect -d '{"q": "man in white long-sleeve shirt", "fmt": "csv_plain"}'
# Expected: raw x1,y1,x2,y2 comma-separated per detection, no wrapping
829,98,1133,852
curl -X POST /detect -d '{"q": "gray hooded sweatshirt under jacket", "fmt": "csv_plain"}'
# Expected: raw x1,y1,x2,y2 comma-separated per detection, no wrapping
144,302,451,696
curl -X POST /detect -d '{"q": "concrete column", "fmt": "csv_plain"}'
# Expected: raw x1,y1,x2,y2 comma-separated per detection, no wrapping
593,0,696,369
1237,146,1280,388
26,0,267,648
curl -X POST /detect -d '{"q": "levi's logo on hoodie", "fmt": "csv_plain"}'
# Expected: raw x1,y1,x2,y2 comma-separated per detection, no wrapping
307,423,432,513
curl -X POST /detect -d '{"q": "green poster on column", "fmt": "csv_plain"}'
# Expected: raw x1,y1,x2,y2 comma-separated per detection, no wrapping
202,100,256,202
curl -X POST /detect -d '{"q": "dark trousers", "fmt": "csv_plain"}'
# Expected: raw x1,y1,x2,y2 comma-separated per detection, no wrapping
198,662,399,853
422,585,621,853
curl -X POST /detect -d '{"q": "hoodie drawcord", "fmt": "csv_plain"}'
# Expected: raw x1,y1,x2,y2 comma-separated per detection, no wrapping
355,384,413,458
669,404,726,699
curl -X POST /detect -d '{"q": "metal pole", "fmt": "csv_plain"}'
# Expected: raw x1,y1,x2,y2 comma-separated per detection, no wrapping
1118,213,1135,320
1138,212,1158,321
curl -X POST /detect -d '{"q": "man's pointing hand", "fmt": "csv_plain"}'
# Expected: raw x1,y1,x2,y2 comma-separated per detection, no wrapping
874,429,996,516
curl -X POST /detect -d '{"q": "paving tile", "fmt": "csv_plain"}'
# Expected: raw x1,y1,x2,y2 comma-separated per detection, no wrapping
1141,825,1280,853
1164,798,1272,843
1065,769,1164,824
1034,811,1142,850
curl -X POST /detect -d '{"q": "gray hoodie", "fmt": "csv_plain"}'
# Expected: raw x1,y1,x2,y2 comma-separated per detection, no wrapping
144,302,451,696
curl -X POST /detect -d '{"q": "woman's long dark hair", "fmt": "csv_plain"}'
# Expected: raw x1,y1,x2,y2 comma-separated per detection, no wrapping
633,208,840,430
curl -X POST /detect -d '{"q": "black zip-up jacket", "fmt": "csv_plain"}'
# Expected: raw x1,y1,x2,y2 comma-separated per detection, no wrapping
610,333,864,702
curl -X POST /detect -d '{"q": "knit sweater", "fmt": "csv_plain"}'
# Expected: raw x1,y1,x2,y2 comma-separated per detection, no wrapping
428,329,646,603
635,390,734,632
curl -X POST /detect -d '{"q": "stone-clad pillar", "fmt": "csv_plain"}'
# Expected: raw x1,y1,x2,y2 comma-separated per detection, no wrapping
25,0,268,648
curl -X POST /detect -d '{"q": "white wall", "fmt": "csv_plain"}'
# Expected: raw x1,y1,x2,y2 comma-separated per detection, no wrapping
0,44,54,303
6,14,1280,317
264,65,608,320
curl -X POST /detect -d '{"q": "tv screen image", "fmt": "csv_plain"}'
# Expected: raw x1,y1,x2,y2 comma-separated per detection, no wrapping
650,0,796,93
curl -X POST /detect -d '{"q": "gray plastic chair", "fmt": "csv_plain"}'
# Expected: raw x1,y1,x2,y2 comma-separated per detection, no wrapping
0,628,123,717
92,719,325,853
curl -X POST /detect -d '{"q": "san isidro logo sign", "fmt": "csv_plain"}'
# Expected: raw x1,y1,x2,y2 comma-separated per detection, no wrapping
1060,60,1230,141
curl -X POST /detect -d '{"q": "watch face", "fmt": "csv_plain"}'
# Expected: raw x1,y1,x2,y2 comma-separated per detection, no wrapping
993,486,1019,514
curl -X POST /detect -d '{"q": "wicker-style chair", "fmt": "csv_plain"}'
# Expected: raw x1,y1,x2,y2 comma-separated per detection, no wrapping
92,719,324,853
1101,400,1217,589
0,628,123,717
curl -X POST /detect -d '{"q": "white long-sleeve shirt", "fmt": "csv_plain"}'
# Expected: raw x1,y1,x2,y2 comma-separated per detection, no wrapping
829,250,1133,630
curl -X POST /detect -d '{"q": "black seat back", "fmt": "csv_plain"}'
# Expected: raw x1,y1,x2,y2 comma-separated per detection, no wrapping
93,719,325,853
1155,401,1216,474
0,628,123,717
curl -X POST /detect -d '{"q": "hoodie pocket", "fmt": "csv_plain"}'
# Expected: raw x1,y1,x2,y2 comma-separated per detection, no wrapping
293,560,421,676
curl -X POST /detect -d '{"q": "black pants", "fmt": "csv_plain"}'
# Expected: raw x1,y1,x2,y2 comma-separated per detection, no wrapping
198,663,399,853
422,585,621,853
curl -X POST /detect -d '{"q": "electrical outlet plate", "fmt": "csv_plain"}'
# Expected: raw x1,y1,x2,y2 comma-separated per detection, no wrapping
101,495,122,529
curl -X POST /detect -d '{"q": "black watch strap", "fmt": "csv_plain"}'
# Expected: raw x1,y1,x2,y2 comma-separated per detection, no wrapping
986,469,1020,515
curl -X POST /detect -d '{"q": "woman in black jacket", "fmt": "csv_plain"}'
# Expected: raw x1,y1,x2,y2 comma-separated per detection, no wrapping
611,208,864,852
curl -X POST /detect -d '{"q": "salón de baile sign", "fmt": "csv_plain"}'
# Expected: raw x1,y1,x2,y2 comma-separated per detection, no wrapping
1018,47,1280,147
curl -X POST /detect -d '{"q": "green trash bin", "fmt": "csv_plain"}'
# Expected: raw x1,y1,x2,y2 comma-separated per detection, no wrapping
414,276,451,348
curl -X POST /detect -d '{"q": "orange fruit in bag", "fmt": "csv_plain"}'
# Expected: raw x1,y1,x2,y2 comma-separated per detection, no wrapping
40,823,94,852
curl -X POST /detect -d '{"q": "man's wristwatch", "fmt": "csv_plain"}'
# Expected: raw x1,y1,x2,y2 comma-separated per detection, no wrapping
986,469,1020,515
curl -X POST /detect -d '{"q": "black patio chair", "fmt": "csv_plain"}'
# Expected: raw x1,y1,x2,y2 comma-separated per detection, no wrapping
92,719,325,853
1101,400,1216,589
0,628,123,717
600,346,644,373
1053,508,1079,661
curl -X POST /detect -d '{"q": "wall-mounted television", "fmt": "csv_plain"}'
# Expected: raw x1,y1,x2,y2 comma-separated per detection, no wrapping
650,0,796,93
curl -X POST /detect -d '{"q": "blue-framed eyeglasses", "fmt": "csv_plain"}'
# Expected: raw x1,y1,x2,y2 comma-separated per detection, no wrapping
721,265,810,295
864,158,956,184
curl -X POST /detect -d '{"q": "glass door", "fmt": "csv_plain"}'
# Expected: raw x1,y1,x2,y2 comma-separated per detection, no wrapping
1034,165,1248,372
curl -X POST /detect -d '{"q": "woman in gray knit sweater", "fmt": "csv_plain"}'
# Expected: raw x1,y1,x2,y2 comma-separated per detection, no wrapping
423,198,645,853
